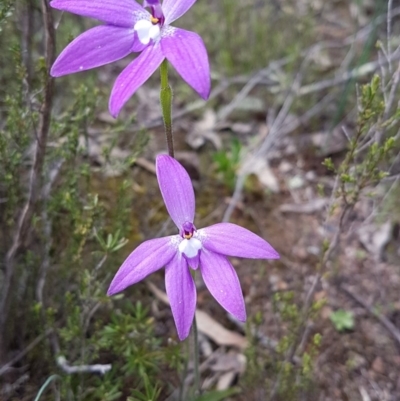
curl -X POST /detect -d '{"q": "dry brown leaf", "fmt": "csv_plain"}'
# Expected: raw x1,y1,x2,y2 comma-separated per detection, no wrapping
194,311,247,349
216,371,236,391
77,134,131,177
358,221,392,261
186,109,221,150
248,157,279,193
97,111,118,124
210,353,246,373
135,157,156,174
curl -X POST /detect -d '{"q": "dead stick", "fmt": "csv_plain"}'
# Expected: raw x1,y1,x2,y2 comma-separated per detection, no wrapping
56,356,111,375
0,329,53,376
340,285,400,347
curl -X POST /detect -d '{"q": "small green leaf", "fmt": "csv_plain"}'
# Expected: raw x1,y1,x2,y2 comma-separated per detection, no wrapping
191,388,241,401
322,157,335,171
330,309,355,332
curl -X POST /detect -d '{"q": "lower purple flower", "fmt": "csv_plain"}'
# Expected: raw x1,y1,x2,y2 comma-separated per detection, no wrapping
107,155,279,340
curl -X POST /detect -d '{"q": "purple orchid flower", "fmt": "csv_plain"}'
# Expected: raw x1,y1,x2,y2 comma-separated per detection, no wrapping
50,0,210,117
107,155,279,341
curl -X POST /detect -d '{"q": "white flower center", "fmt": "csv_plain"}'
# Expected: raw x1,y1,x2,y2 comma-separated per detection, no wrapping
178,238,202,258
134,19,161,45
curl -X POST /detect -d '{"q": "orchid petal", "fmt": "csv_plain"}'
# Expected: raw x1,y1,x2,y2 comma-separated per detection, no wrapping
165,253,196,340
199,223,280,260
163,0,197,25
161,28,210,100
107,236,177,295
200,250,246,321
156,155,195,229
109,44,164,117
144,0,159,6
186,253,200,270
51,25,134,77
50,0,146,27
131,33,149,52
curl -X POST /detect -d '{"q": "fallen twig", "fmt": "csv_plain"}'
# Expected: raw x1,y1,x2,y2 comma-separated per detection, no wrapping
223,54,308,222
298,51,400,96
217,69,269,121
0,328,53,376
56,356,111,375
359,386,372,401
0,373,30,395
340,284,400,347
279,198,329,214
135,156,156,174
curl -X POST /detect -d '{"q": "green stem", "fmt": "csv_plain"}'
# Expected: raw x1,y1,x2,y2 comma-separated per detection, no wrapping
160,59,174,158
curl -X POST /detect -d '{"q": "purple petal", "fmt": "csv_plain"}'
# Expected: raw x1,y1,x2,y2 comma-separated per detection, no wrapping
165,253,196,340
131,33,149,52
161,28,210,100
162,0,196,25
51,25,134,77
200,250,246,321
107,236,177,295
156,155,195,229
50,0,145,27
199,223,280,260
186,253,199,270
109,44,164,117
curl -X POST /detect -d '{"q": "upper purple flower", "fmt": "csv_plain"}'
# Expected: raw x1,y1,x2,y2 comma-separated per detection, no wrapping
108,155,279,340
50,0,210,117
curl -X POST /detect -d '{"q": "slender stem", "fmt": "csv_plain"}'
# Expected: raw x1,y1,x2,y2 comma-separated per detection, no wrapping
160,59,174,158
192,315,200,395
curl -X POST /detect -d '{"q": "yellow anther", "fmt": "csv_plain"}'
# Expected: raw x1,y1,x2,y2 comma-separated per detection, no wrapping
184,233,193,239
150,16,159,24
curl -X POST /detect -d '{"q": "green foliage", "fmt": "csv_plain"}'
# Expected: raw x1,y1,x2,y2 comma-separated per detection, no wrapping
242,292,322,400
0,0,13,29
330,310,355,332
241,313,268,390
128,374,162,401
187,0,315,75
191,388,241,401
0,7,165,401
65,301,181,401
94,229,129,253
324,75,399,207
273,292,322,399
3,2,400,401
0,44,32,226
213,137,242,189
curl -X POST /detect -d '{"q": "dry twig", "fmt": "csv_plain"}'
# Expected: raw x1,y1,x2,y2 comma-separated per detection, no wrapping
56,356,111,375
0,373,30,396
340,285,400,347
0,329,53,376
